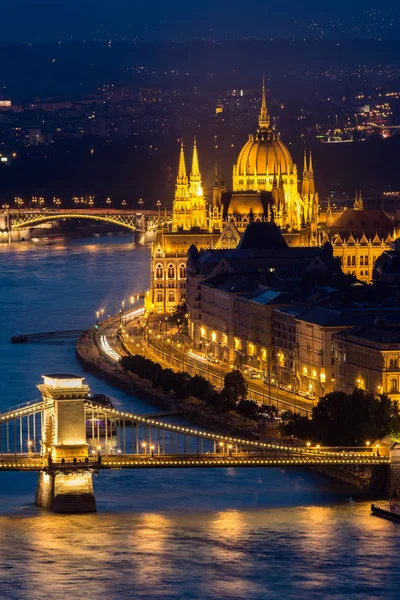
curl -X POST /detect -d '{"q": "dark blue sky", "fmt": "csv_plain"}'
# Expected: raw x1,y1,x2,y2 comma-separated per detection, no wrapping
0,0,399,42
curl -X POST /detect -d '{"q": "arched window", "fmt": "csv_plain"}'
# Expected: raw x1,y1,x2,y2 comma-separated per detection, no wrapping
179,263,186,279
360,256,364,266
390,359,399,368
391,378,398,392
365,256,369,266
167,264,175,279
347,256,351,266
156,292,163,303
155,264,163,279
351,255,356,266
168,292,175,303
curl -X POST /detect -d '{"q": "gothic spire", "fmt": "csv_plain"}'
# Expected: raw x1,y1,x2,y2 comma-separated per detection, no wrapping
309,150,313,174
214,163,219,186
258,75,270,130
354,189,363,210
303,149,308,176
191,136,200,178
177,140,187,182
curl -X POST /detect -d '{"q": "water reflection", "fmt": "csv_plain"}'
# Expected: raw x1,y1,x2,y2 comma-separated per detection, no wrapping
1,238,400,598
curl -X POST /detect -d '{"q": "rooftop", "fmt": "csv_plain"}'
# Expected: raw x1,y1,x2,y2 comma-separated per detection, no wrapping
236,221,288,251
329,208,394,237
338,324,400,346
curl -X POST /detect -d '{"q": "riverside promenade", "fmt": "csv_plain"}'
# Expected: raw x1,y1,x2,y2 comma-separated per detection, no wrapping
76,312,393,494
76,315,260,439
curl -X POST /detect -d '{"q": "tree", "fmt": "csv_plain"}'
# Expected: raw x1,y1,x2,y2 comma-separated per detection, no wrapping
187,375,213,402
236,398,259,420
281,412,314,439
223,370,247,403
311,389,397,446
160,369,176,393
171,371,191,398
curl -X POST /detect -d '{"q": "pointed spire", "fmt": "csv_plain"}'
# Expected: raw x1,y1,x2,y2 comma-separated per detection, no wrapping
214,163,219,186
309,150,313,174
303,149,308,176
258,75,270,130
191,136,200,178
354,189,363,210
178,140,187,182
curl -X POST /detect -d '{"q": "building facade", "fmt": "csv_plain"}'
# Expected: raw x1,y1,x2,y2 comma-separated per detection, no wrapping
334,324,400,401
324,196,398,284
146,140,224,314
228,79,319,235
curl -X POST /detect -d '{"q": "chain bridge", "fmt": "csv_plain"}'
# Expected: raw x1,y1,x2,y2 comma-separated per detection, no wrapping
0,374,392,513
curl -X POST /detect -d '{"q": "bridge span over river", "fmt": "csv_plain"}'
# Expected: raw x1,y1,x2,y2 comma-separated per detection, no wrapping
0,208,172,243
0,374,395,513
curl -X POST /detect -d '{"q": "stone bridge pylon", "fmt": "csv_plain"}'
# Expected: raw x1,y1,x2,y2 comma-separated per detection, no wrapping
35,374,96,513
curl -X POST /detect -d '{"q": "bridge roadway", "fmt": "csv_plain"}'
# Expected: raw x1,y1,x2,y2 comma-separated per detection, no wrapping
0,452,389,471
4,208,172,232
0,398,389,470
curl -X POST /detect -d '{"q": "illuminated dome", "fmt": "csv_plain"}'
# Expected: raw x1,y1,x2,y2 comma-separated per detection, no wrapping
227,78,319,234
235,130,293,177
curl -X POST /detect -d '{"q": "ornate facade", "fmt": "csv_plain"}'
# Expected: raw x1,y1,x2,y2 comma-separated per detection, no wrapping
146,80,322,315
324,195,398,283
228,79,319,234
146,140,223,314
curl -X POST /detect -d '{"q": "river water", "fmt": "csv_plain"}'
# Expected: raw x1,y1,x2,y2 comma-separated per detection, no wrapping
0,235,399,600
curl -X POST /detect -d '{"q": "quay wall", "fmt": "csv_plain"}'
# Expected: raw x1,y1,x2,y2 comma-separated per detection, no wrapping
76,326,390,496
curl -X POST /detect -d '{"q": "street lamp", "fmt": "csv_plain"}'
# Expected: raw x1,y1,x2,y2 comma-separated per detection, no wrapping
138,198,144,210
106,197,111,208
96,311,100,325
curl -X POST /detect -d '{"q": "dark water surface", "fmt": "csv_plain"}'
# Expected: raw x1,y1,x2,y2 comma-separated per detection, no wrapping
0,236,399,600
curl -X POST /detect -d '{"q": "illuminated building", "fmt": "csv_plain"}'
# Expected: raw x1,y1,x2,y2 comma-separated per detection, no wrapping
146,140,223,314
323,192,398,283
228,79,319,236
334,324,400,401
274,306,400,398
186,222,342,366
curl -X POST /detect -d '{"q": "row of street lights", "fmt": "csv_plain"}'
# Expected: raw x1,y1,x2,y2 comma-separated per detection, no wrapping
9,197,145,209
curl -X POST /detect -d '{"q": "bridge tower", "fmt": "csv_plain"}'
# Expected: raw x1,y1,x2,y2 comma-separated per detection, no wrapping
35,374,96,513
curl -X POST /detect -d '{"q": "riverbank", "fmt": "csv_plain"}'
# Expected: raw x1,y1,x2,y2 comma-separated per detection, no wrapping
76,325,260,438
76,321,383,496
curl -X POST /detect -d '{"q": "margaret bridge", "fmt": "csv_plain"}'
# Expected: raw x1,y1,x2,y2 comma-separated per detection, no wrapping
0,208,172,243
0,374,394,513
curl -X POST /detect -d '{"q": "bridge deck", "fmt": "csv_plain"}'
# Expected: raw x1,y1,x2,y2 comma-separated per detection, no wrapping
0,452,389,471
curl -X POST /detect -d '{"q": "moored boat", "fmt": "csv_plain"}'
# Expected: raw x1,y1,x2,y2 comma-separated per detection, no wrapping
371,503,400,522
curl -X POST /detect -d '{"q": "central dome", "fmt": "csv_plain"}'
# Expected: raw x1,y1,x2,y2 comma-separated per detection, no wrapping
235,130,293,177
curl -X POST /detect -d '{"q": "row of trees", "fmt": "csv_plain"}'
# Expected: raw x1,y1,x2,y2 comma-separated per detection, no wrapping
120,354,266,419
281,388,400,446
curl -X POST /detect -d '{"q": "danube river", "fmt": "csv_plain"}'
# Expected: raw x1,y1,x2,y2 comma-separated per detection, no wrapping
0,235,399,600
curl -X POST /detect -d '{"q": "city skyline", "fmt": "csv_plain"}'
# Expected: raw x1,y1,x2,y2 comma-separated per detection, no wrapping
1,1,400,42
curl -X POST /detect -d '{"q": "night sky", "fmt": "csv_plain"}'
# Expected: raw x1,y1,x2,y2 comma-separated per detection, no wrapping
0,0,400,43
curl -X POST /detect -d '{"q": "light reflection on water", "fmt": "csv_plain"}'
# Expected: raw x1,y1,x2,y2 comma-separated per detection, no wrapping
0,237,399,599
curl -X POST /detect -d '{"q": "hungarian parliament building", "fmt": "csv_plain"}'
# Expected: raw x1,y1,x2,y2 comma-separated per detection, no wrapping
145,81,398,315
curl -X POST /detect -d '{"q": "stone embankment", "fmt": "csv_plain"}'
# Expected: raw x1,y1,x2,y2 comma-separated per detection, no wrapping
76,323,386,495
76,327,258,438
